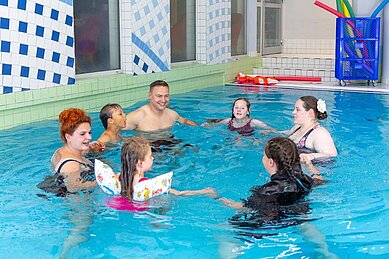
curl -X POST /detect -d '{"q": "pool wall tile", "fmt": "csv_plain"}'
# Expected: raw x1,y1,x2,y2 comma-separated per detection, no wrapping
0,57,260,130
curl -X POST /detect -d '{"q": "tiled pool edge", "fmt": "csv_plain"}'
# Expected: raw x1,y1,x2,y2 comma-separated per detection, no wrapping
0,57,261,130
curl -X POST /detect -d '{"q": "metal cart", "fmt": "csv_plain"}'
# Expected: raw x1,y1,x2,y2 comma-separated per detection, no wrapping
335,17,380,86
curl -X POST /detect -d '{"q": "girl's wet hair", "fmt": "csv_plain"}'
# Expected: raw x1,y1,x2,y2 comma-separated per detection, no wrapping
300,96,327,120
120,136,150,198
265,137,302,177
99,103,123,129
58,108,91,143
231,97,251,119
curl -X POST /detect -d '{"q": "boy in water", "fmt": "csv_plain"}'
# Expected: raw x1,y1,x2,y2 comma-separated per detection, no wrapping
97,103,127,145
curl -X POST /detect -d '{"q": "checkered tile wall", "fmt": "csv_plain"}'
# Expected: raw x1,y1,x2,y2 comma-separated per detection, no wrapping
0,0,75,94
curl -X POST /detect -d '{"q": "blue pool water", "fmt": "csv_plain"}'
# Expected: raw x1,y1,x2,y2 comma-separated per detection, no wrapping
1,85,388,258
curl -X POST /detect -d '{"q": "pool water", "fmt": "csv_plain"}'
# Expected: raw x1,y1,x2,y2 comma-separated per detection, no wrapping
1,85,388,258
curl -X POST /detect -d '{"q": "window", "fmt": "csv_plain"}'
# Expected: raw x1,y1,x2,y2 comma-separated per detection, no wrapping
74,0,120,74
231,0,246,56
170,0,196,63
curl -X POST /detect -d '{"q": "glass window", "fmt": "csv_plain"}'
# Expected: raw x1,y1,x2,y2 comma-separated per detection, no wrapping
231,0,246,56
170,0,196,63
74,0,120,74
257,5,261,53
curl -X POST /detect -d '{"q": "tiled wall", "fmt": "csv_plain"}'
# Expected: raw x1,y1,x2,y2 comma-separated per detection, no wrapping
206,0,231,64
131,0,171,75
283,39,335,55
0,56,260,130
0,0,76,94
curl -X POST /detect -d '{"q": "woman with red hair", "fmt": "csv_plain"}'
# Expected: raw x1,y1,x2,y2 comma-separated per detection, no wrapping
38,108,100,196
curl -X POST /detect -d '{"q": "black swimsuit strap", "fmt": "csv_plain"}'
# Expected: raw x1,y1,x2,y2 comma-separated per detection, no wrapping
289,126,301,136
56,159,84,174
300,127,316,141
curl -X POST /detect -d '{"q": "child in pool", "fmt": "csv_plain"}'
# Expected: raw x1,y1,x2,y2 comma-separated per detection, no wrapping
203,97,275,135
216,137,317,210
97,103,127,145
117,136,216,202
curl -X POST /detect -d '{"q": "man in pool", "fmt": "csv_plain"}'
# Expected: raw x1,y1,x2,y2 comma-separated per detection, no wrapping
124,80,198,151
124,80,198,131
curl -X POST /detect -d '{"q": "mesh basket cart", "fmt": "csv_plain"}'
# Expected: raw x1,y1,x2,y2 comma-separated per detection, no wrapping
335,17,380,86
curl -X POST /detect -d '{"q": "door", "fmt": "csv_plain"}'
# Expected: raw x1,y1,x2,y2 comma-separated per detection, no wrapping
258,0,282,55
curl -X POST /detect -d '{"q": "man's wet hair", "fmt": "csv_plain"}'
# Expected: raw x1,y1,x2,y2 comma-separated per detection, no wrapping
149,80,169,92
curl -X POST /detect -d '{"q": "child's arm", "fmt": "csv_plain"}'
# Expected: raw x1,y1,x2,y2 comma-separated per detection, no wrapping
251,119,276,131
89,141,105,152
201,118,230,127
217,197,244,209
170,187,218,197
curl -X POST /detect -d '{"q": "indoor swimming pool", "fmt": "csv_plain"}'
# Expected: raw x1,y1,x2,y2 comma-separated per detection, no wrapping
0,85,388,258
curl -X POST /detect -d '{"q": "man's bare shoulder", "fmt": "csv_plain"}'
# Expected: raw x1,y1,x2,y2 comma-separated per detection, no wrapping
165,107,179,118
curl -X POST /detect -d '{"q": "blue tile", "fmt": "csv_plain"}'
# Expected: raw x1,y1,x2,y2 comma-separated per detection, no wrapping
162,26,167,35
0,0,8,6
19,43,28,55
0,18,9,29
153,34,160,43
209,13,213,20
216,23,219,30
51,30,59,41
51,9,59,20
20,66,29,77
19,21,27,32
3,86,12,94
66,36,73,47
2,63,12,75
149,20,155,29
140,26,146,36
158,47,164,56
37,69,46,80
36,47,45,58
66,57,74,67
36,25,44,37
157,12,163,22
134,11,140,21
152,0,158,8
35,3,43,14
142,63,149,73
53,73,61,84
65,15,72,26
134,55,140,65
1,40,10,52
144,5,150,15
68,77,75,84
52,52,60,63
60,0,72,6
17,0,26,10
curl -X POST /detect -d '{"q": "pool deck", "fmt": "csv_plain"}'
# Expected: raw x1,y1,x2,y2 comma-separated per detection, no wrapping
227,81,389,94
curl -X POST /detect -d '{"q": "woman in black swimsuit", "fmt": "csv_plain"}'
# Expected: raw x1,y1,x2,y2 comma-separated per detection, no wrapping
216,137,316,211
38,108,97,196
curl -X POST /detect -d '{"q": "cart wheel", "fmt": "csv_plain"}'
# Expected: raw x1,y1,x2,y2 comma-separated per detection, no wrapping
372,80,377,87
339,80,346,86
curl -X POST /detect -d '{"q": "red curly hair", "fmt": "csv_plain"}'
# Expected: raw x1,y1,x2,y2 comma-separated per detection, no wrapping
59,108,92,143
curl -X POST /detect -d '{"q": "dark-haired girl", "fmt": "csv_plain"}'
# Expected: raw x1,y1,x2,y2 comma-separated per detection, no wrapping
203,98,275,135
217,137,315,210
288,96,337,164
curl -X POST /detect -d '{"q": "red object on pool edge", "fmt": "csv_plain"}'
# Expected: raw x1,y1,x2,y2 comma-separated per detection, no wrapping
273,76,322,82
